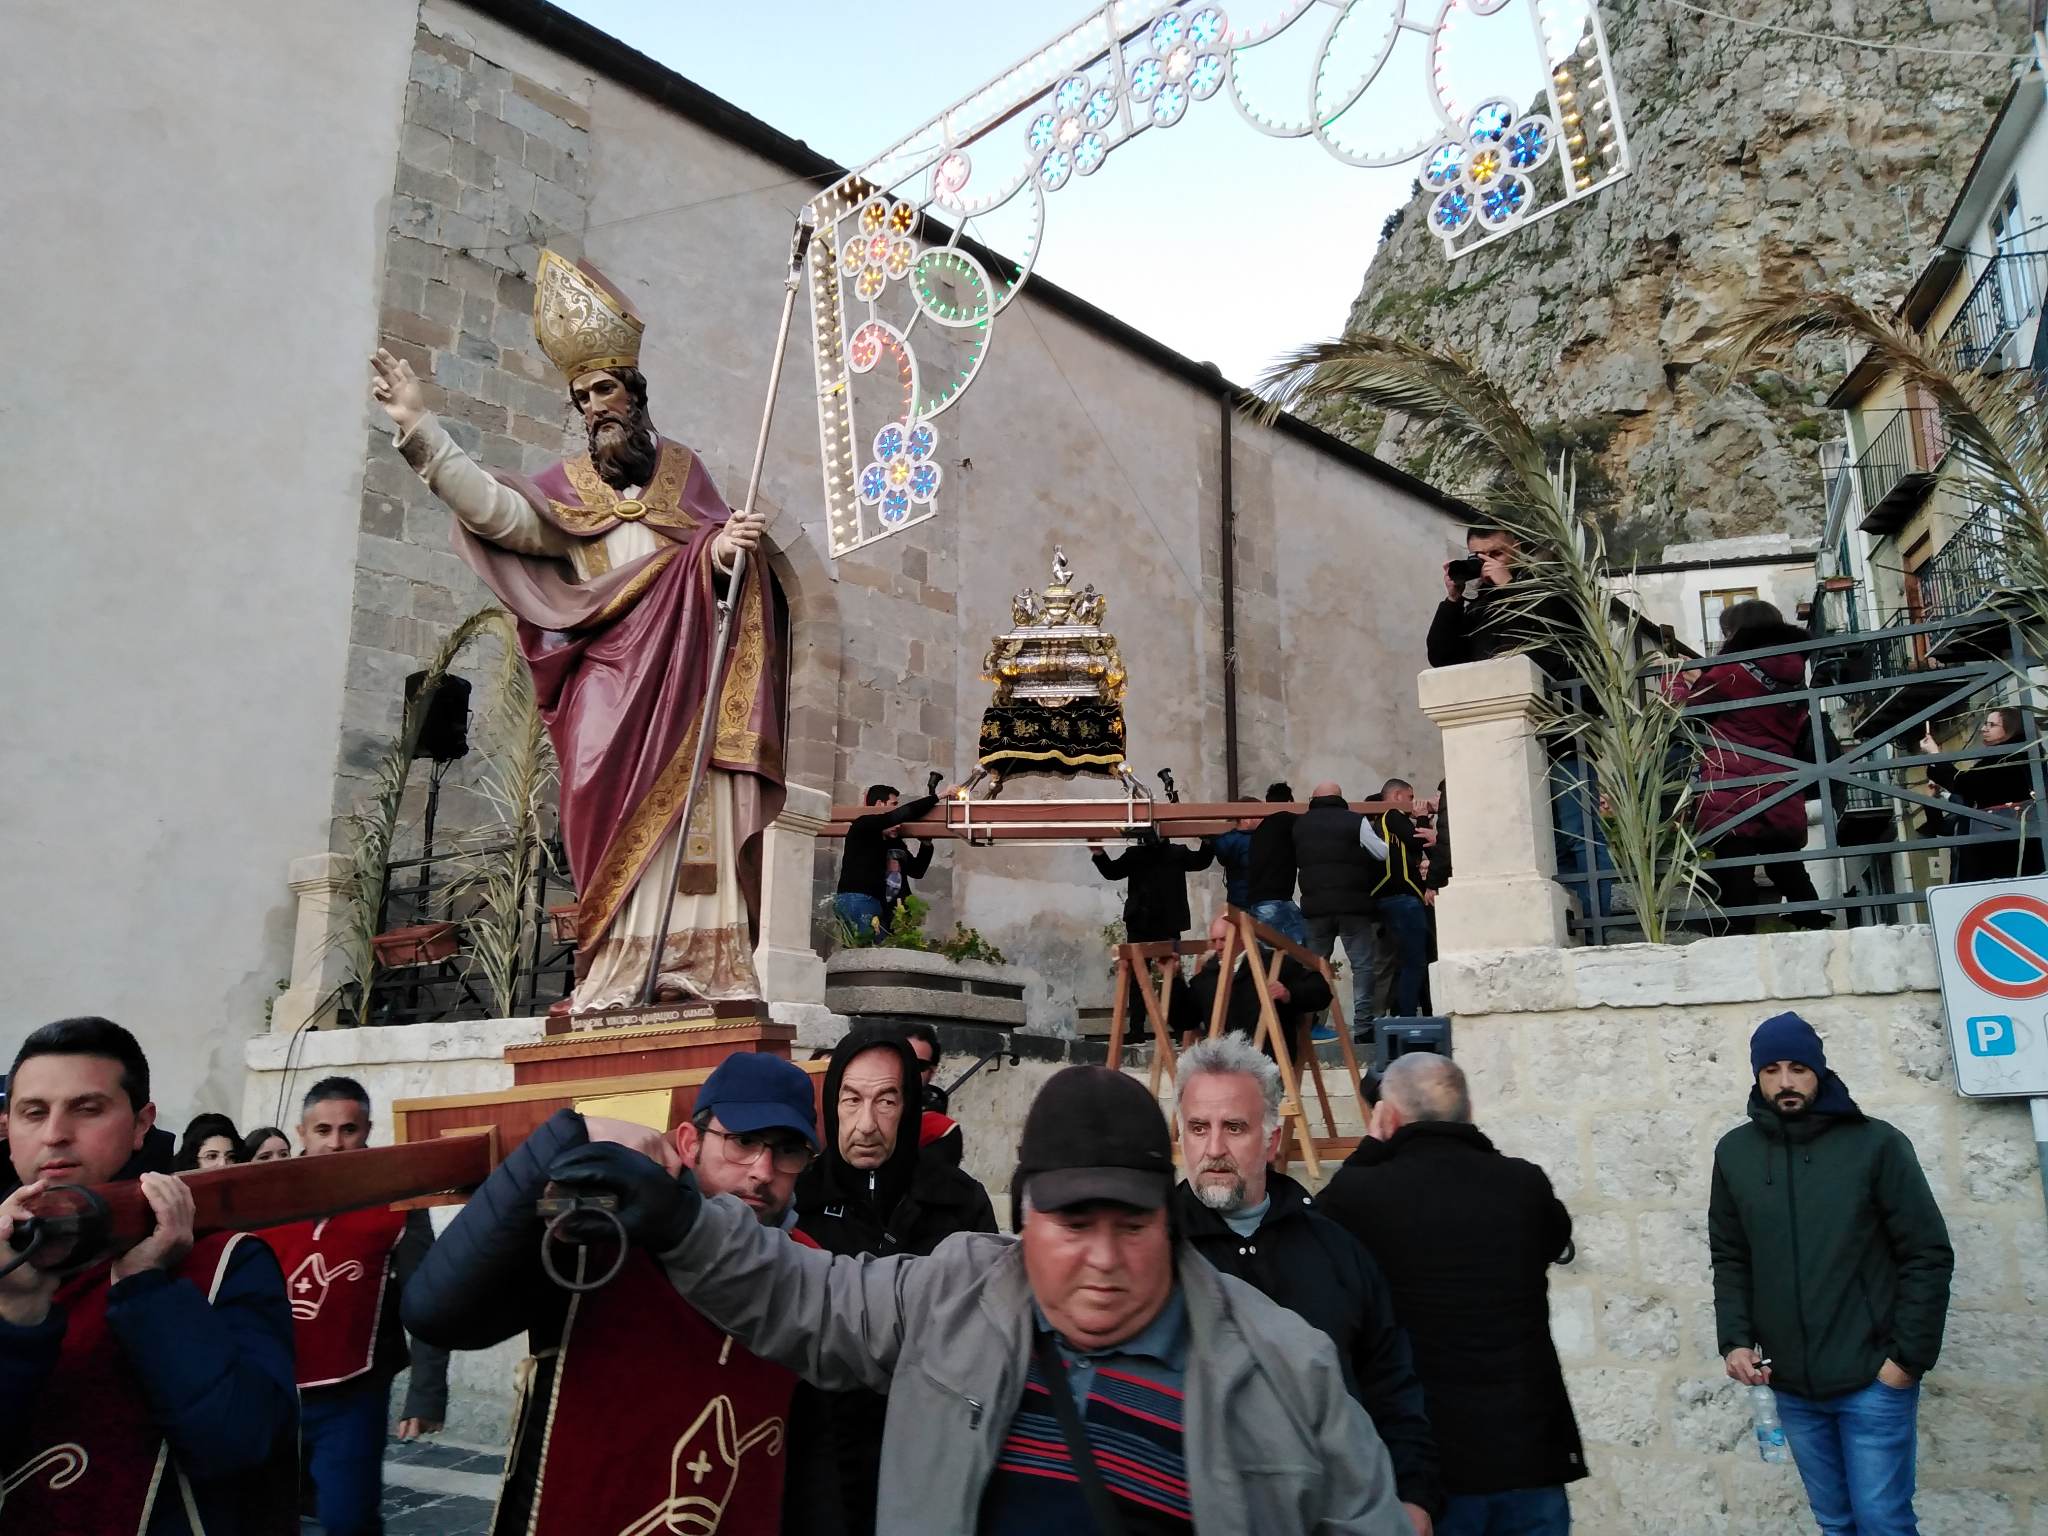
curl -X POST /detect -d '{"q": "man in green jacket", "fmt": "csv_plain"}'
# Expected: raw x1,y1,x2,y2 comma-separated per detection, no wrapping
1708,1012,1953,1535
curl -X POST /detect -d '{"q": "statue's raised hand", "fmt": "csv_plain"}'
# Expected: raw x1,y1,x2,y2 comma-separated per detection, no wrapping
370,347,427,436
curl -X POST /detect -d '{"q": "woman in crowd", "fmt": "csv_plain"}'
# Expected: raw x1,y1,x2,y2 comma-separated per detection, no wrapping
1921,706,2045,884
240,1124,293,1163
172,1110,243,1171
1669,599,1829,932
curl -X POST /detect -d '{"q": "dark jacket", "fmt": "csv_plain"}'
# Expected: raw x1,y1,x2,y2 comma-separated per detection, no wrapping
838,794,939,903
1425,786,1451,889
1426,580,1574,683
1176,1172,1443,1517
1211,827,1254,909
0,1235,299,1536
1318,1122,1586,1495
1091,836,1214,941
401,1107,843,1535
1294,795,1381,919
1171,945,1332,1041
882,831,934,918
1373,810,1428,901
1928,746,2046,884
793,1033,996,1536
1246,810,1300,905
1668,623,1811,841
1708,1080,1953,1399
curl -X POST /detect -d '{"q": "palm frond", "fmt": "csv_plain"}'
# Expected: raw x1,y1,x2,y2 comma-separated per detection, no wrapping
1255,333,1704,940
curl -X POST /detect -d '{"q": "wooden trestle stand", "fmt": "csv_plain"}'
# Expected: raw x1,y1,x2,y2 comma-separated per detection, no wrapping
1103,906,1369,1186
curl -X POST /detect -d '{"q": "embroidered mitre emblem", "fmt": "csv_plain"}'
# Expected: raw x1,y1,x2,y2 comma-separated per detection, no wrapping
285,1251,368,1323
614,1396,784,1536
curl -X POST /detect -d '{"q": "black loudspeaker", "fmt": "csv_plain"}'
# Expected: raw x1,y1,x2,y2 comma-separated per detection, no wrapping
1373,1016,1453,1072
404,671,472,763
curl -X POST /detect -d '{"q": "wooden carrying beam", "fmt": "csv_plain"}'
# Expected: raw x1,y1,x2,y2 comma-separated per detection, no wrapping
10,1130,499,1273
819,797,1389,842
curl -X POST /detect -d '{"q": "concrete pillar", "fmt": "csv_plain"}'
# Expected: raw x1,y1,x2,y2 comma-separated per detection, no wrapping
1419,656,1570,954
754,781,829,1004
272,852,353,1034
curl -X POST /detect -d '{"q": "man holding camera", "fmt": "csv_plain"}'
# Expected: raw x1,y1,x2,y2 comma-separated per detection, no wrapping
1425,526,1571,682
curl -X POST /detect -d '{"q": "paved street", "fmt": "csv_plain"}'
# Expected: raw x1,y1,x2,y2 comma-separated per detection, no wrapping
301,1436,504,1536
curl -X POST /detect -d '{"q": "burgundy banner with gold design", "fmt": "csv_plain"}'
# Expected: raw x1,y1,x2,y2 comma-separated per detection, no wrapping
451,441,786,953
3,1233,246,1534
526,1247,799,1536
264,1208,406,1388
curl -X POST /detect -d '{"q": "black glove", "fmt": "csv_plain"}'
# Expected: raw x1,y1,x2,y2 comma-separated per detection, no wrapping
545,1143,701,1254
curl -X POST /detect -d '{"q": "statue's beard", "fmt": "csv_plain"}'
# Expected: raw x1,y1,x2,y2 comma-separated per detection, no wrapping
589,407,659,489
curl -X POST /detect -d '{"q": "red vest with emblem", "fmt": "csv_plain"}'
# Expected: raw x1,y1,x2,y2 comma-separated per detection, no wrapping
521,1238,808,1536
1,1231,247,1535
263,1207,407,1388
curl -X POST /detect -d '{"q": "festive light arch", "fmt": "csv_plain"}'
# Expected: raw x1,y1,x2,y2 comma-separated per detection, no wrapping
805,0,1631,557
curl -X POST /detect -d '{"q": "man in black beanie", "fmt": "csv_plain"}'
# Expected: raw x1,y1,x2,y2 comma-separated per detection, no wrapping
539,1064,1414,1533
1709,1011,1953,1536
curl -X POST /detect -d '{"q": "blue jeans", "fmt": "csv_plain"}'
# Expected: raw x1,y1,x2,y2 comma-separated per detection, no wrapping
833,892,885,945
1378,893,1429,1016
1776,1378,1922,1535
301,1380,388,1536
1304,912,1376,1029
1550,755,1618,921
1438,1485,1571,1536
1251,899,1308,946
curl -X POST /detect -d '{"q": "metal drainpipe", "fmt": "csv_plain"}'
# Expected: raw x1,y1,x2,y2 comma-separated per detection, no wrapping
1208,363,1241,800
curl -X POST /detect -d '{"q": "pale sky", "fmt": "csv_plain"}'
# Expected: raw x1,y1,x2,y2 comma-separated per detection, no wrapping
553,0,1573,384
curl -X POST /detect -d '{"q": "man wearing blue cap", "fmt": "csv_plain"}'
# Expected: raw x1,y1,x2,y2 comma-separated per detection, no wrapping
1709,1011,1952,1536
403,1052,839,1535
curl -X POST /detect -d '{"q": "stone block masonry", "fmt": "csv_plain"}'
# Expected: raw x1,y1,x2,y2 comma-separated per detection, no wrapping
1434,926,2047,1535
334,21,593,844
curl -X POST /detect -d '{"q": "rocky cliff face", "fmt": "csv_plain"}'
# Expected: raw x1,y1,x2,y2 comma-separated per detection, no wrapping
1337,0,2031,557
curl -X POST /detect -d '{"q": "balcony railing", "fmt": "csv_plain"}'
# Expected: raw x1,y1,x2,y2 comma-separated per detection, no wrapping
1850,407,1948,535
1916,501,2022,624
1940,248,2048,373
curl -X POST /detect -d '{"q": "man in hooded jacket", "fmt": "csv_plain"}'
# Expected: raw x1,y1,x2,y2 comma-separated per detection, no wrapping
1710,1012,1952,1536
796,1028,997,1534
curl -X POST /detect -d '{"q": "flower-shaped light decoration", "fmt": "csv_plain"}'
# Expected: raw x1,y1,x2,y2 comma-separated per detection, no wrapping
1025,5,1229,192
857,420,943,528
1425,99,1555,241
838,197,918,302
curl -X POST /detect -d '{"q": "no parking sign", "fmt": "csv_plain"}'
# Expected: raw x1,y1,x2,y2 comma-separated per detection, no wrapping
1928,878,2048,1097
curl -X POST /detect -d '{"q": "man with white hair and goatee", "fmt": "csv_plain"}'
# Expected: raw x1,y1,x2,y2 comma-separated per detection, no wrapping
1170,1036,1442,1534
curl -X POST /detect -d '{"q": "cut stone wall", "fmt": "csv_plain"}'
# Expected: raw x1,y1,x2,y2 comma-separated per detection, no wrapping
1435,926,2046,1535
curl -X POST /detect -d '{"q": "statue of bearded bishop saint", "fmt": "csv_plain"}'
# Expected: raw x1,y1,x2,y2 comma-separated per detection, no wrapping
369,253,785,1012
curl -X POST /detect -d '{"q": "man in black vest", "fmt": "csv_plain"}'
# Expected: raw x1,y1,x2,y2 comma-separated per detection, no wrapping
1291,782,1387,1035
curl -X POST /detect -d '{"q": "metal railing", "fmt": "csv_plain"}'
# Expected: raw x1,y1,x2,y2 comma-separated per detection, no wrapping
1552,611,2047,945
1940,248,2048,372
1916,500,2022,623
1849,407,1948,532
363,839,576,1025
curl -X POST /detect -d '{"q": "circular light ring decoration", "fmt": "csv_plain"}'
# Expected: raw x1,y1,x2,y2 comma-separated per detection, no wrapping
1430,184,1474,235
1151,11,1188,49
843,317,917,424
1467,98,1515,143
1084,86,1117,127
858,198,889,235
1152,82,1190,127
1039,149,1073,190
1423,141,1463,187
1476,170,1529,228
883,237,916,279
1055,74,1089,115
1188,6,1228,47
1464,146,1502,187
1505,114,1555,172
934,150,973,196
860,416,943,526
1311,1,1449,170
1189,52,1226,98
1223,0,1349,139
1128,55,1164,102
1029,113,1058,153
886,201,916,234
874,423,907,462
1076,132,1110,174
881,487,912,524
855,266,886,301
909,247,995,420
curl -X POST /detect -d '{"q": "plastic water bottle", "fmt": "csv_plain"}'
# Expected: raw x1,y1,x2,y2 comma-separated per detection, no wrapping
1749,1383,1791,1463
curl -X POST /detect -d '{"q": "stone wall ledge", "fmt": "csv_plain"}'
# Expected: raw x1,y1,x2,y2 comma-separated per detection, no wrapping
245,1015,545,1071
1434,926,1938,1017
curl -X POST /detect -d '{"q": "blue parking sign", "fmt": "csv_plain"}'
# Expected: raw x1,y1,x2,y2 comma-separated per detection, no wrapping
1966,1016,2017,1057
